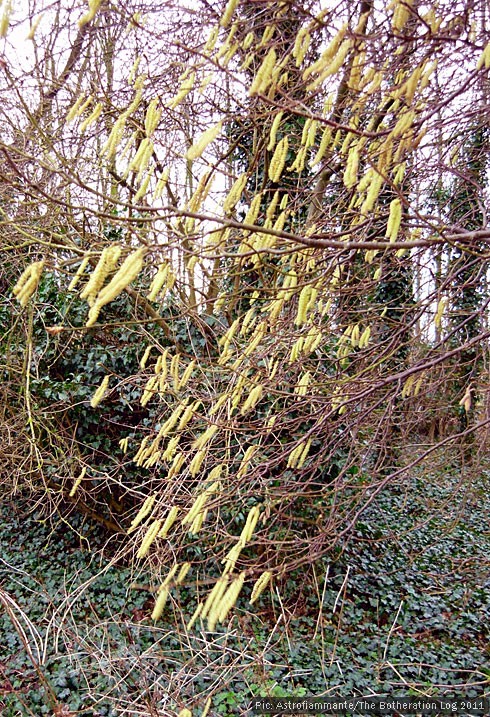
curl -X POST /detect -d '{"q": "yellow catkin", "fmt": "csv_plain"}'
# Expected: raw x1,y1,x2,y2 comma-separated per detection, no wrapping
168,452,186,479
307,40,351,91
79,247,117,306
361,172,384,214
303,27,344,79
187,171,214,213
128,494,156,533
206,580,237,629
269,358,280,380
90,375,110,408
240,506,261,543
306,119,318,148
237,445,259,478
392,0,414,31
157,399,188,438
476,42,490,70
404,66,422,104
13,261,45,307
240,307,257,335
311,126,332,166
289,336,303,363
144,98,161,136
201,698,212,717
351,324,360,347
220,0,239,27
272,210,285,233
188,448,206,477
242,31,254,50
176,562,191,584
153,169,170,201
0,0,12,37
357,168,373,194
147,262,170,302
183,482,219,528
249,48,277,96
119,437,129,453
259,23,274,47
69,466,87,498
192,424,219,451
434,297,447,328
295,371,311,398
244,192,263,226
79,0,102,27
158,506,180,539
120,131,137,160
169,354,180,390
268,136,288,183
129,137,153,178
413,376,424,397
250,571,272,604
133,436,151,465
343,146,359,189
100,115,126,159
219,317,240,347
66,94,91,123
230,374,247,408
161,436,180,462
140,375,159,408
391,109,415,138
288,145,308,173
359,326,371,348
177,402,196,430
189,511,207,534
136,519,162,558
300,118,312,146
207,465,224,483
393,163,406,186
86,247,146,325
240,385,263,415
223,173,247,214
67,255,91,292
215,24,235,58
267,112,284,152
295,285,311,326
139,345,152,370
297,438,312,468
179,360,196,389
160,564,179,590
186,602,203,630
222,542,243,575
79,102,102,132
201,576,229,620
386,198,402,242
293,28,311,66
216,571,245,625
186,121,223,161
151,587,169,620
303,325,321,354
243,321,267,356
364,249,378,264
133,171,152,203
287,440,307,468
402,374,416,399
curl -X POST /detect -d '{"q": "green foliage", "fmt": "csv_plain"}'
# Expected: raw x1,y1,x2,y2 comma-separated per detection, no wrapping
0,459,488,714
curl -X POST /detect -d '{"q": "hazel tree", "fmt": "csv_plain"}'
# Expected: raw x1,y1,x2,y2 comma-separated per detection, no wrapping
2,0,490,628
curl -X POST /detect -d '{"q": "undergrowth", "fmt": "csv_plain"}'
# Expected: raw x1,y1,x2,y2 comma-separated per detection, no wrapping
0,461,488,716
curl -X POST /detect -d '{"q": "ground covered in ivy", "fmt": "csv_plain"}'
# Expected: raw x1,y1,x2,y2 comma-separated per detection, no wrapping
0,462,489,716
